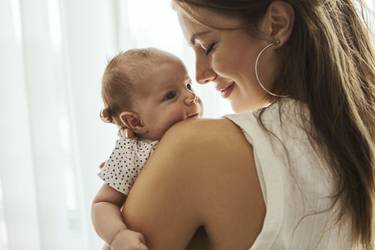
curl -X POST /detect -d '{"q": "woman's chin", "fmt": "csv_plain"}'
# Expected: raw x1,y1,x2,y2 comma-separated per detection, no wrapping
230,102,244,113
230,101,258,113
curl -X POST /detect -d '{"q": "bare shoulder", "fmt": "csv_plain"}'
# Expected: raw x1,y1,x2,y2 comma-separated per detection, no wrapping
161,118,247,151
123,118,265,249
167,117,242,137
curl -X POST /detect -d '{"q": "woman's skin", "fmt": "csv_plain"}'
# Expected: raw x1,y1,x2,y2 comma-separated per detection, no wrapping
121,2,294,249
122,119,265,249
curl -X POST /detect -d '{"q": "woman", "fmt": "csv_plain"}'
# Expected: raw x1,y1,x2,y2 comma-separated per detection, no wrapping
121,0,375,249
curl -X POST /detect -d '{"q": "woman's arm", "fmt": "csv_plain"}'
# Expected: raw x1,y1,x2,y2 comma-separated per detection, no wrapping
122,118,265,249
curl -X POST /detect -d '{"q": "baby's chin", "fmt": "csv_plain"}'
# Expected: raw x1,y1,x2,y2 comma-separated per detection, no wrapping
186,113,200,119
149,122,182,141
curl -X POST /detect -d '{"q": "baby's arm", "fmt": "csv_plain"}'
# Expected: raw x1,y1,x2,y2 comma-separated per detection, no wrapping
92,184,148,250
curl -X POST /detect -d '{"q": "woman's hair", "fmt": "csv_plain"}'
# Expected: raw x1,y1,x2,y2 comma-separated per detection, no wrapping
173,0,375,248
101,48,162,126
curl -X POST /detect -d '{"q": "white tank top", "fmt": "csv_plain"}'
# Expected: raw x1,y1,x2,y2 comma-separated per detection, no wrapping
224,98,352,250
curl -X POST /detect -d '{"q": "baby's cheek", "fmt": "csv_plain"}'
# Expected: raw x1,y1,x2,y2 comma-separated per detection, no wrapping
161,112,185,132
155,119,179,139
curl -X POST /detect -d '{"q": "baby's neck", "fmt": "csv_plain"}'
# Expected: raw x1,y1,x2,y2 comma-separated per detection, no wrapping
131,133,160,141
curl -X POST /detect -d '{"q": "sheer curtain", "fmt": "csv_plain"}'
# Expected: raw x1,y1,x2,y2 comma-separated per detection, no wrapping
0,0,231,250
1,0,374,250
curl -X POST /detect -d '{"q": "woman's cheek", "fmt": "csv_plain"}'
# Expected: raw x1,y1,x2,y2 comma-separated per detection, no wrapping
212,55,231,77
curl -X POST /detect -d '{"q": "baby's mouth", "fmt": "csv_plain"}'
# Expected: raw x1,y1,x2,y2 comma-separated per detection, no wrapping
187,113,199,119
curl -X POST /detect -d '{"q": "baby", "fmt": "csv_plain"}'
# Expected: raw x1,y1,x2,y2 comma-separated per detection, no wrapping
91,48,202,250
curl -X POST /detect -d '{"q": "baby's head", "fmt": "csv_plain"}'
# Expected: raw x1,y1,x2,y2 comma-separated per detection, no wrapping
101,48,202,140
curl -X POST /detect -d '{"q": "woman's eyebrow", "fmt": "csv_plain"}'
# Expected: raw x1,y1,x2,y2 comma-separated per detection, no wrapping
190,31,212,45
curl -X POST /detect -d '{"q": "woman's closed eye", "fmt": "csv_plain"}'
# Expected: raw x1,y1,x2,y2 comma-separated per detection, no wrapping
203,42,216,55
163,90,177,101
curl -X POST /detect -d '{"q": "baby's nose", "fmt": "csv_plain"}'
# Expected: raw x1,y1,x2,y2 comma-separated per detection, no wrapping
185,93,198,105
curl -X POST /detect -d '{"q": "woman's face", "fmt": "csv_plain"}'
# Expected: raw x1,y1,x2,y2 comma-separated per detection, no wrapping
177,7,280,112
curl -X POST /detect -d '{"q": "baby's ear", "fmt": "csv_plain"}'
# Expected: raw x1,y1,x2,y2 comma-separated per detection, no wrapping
119,111,143,131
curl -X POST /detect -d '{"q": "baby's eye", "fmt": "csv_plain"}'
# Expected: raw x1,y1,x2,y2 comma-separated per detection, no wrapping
163,91,177,101
186,82,193,91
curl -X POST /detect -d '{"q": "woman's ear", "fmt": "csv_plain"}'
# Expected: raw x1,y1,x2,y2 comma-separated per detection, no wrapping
261,1,295,47
119,111,144,132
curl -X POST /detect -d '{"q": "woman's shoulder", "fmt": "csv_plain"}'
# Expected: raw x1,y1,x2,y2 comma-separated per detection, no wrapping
161,117,246,148
155,118,256,169
123,118,264,249
146,117,253,180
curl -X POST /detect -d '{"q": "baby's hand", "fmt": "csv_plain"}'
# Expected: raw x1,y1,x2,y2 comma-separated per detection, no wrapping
110,229,148,250
99,162,105,169
102,243,111,250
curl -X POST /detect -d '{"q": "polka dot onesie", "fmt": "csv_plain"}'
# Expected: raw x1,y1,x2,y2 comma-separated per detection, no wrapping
98,137,159,195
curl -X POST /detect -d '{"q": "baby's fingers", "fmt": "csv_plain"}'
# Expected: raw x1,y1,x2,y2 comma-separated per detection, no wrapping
99,162,105,169
102,243,111,250
135,242,148,250
137,244,148,250
112,229,148,250
135,232,146,244
134,233,148,250
123,242,148,250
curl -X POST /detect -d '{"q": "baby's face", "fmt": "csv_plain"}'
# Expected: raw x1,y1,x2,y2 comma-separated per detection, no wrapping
134,58,202,140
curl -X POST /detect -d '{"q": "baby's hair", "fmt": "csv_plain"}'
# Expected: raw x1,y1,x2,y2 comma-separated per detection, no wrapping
100,48,166,127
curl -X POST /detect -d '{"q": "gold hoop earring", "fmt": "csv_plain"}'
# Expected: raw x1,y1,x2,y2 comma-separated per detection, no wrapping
255,39,288,98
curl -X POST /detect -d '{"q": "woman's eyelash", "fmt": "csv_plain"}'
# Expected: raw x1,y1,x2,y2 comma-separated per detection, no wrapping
204,43,216,55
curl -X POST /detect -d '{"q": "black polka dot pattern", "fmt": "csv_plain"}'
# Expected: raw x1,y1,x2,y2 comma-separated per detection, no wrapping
98,137,158,195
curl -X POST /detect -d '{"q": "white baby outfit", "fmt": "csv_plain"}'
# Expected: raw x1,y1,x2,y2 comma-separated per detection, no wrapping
224,98,352,250
98,137,158,195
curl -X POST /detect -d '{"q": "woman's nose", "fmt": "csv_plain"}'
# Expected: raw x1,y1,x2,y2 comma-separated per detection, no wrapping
195,56,217,84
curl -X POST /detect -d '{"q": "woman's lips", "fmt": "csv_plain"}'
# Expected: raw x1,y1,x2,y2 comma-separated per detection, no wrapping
218,82,235,98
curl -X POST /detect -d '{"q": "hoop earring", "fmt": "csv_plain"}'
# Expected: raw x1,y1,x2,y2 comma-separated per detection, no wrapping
255,39,288,98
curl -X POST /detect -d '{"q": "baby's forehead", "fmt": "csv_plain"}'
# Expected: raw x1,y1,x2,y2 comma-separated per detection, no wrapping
126,52,182,75
134,58,188,95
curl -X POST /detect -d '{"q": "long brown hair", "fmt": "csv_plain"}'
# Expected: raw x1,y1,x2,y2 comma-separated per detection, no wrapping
173,0,375,248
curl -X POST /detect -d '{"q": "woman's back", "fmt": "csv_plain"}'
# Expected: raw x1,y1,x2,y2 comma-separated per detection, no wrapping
123,115,265,249
122,98,353,249
225,98,352,249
